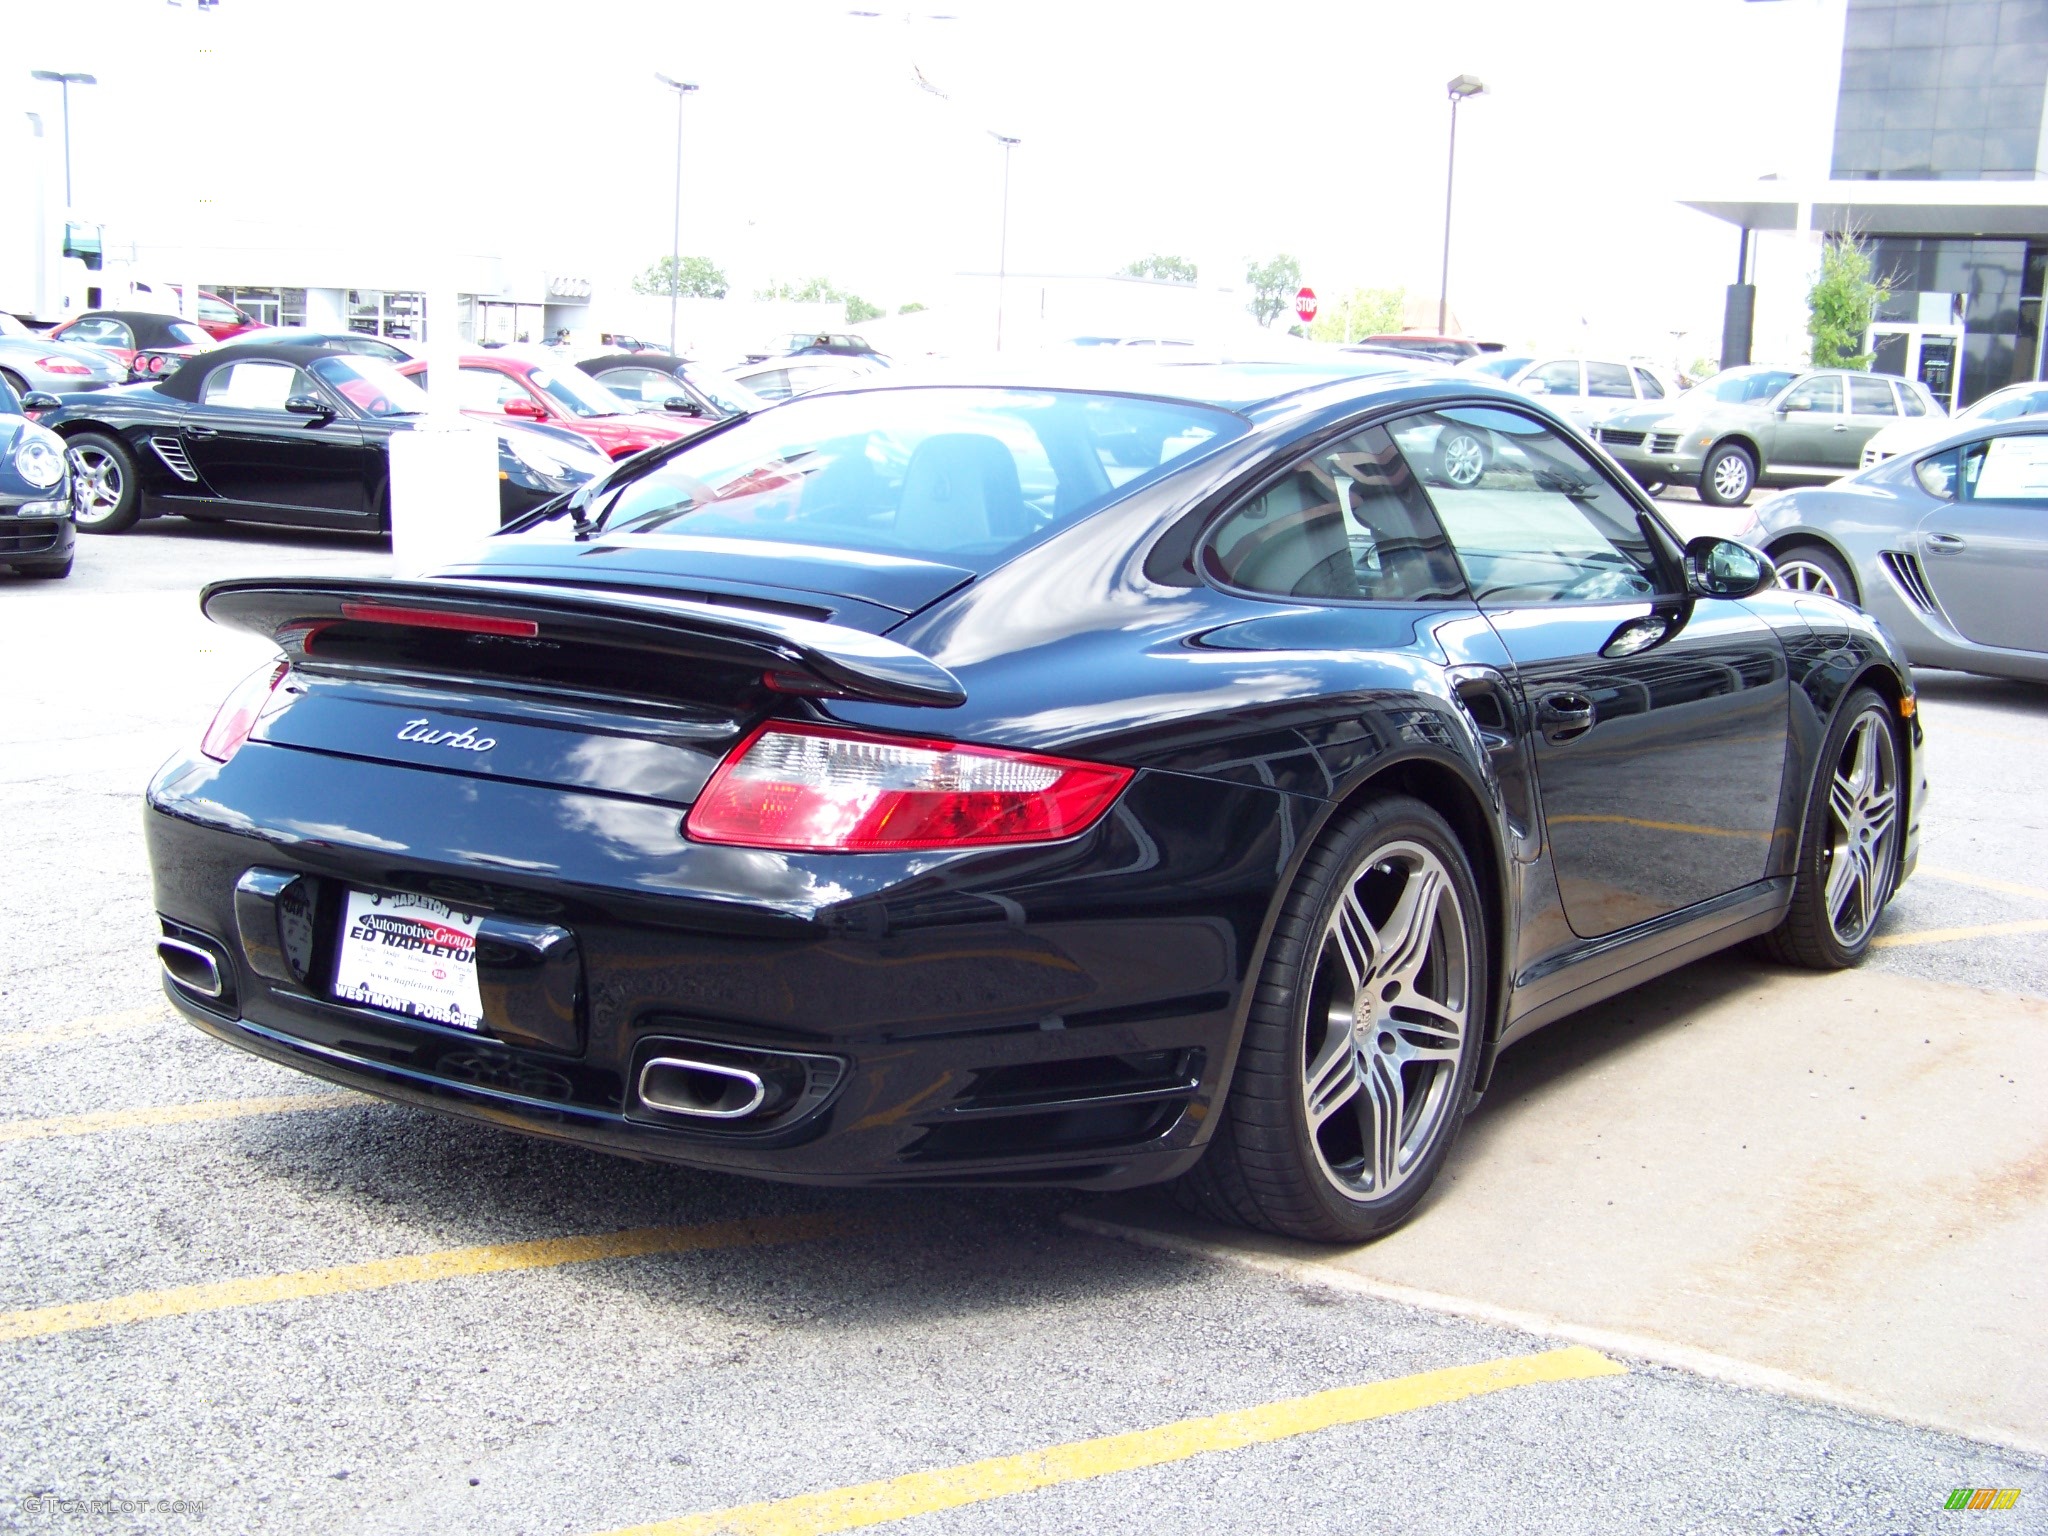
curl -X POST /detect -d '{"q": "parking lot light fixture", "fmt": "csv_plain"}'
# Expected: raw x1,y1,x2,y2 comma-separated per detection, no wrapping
1438,73,1485,336
990,131,1020,350
654,74,700,356
28,70,98,209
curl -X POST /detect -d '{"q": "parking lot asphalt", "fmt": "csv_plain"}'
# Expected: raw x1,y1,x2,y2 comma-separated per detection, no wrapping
3,523,2043,1534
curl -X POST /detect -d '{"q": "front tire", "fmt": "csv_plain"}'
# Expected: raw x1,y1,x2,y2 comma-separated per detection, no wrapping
68,432,143,533
1698,442,1756,507
1177,796,1487,1243
1756,688,1902,969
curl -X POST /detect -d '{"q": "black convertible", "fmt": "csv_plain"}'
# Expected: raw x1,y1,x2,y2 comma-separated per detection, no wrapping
144,362,1924,1242
36,341,605,536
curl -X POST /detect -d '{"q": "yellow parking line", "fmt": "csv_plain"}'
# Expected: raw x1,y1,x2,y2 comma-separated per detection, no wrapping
0,1212,857,1342
0,1092,361,1144
1915,865,2048,905
1546,814,1768,841
1872,918,2048,950
600,1346,1625,1536
0,1008,168,1053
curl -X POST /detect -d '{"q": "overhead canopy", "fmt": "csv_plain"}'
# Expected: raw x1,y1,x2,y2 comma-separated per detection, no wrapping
1682,180,2048,239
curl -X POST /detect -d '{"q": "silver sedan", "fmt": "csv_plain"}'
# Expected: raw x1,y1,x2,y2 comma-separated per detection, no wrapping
0,315,126,394
1754,415,2048,682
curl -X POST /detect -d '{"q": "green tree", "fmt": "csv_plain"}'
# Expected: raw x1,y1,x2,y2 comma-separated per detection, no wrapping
755,276,879,324
844,294,884,324
1245,254,1302,327
898,301,927,314
632,255,729,299
1309,286,1408,344
1120,254,1198,284
1807,234,1889,369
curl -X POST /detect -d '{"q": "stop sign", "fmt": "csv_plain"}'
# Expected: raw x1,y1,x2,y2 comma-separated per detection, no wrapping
1295,287,1318,323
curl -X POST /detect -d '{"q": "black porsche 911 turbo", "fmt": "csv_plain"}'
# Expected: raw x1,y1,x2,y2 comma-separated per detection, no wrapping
33,341,607,537
144,361,1924,1242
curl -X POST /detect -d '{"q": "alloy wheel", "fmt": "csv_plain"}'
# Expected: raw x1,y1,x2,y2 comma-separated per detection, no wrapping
1710,452,1751,502
1300,841,1471,1201
1823,710,1899,948
1440,433,1486,488
1777,559,1840,598
71,447,125,525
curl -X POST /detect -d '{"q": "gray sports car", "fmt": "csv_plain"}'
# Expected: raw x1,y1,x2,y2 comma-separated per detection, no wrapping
1754,415,2048,682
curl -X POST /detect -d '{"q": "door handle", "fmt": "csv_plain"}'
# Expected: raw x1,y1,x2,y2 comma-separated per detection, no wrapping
186,425,218,439
1831,422,1849,431
1924,531,1966,553
1536,691,1596,744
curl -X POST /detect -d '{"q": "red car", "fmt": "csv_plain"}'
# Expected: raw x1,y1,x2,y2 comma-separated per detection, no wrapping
397,353,703,459
46,310,214,371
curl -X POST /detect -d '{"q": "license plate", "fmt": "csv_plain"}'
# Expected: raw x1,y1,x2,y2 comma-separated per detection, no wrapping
332,890,485,1031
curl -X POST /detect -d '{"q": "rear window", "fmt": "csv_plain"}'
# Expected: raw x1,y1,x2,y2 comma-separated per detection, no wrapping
599,386,1244,570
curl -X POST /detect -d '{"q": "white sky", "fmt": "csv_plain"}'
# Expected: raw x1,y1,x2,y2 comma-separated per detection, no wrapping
8,0,1844,359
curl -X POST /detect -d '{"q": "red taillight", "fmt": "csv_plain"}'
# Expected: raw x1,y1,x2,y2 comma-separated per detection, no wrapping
337,601,540,637
33,356,91,375
200,661,289,763
685,722,1132,852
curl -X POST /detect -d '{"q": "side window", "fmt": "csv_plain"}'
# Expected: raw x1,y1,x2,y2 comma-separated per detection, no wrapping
1387,407,1662,606
1780,376,1842,414
1968,434,2048,501
69,318,132,348
456,366,530,410
201,361,306,409
1526,360,1581,397
198,297,240,325
743,370,791,400
1203,425,1466,602
1914,448,1959,499
1586,362,1634,399
1897,381,1927,417
604,368,686,408
1632,367,1666,400
1848,376,1898,416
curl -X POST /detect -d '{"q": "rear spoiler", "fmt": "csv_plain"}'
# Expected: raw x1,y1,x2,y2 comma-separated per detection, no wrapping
200,576,966,708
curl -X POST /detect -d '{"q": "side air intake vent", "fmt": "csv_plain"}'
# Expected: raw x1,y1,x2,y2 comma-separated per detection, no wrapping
150,436,199,482
1880,550,1938,614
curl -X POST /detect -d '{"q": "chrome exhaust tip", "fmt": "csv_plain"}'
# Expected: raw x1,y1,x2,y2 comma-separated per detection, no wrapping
637,1056,768,1120
157,936,224,999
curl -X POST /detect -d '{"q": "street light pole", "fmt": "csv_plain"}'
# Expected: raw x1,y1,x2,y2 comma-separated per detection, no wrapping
28,70,98,210
1438,74,1485,336
990,131,1019,350
654,74,699,356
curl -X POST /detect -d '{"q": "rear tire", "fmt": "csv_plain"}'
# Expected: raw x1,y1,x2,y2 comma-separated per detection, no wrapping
1435,427,1490,489
1755,688,1902,970
68,432,143,533
1175,796,1487,1243
1698,442,1756,507
1773,542,1858,605
0,369,26,397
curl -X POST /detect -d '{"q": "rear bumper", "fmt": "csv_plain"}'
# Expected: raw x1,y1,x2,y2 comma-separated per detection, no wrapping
146,743,1295,1189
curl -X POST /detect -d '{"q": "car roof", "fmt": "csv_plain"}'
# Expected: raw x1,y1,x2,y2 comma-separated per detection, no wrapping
579,351,685,372
155,339,382,401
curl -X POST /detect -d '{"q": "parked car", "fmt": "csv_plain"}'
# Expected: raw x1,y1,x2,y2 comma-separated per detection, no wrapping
1357,333,1504,361
227,329,417,363
397,354,702,459
1594,366,1941,506
745,330,888,365
1859,379,2048,468
34,341,605,536
0,318,127,397
0,373,76,578
574,351,768,420
144,363,1920,1244
1454,354,1680,435
1754,416,2048,682
727,356,880,402
46,310,215,371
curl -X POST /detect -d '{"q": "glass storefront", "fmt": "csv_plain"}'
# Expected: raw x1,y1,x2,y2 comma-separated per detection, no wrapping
1868,236,2048,407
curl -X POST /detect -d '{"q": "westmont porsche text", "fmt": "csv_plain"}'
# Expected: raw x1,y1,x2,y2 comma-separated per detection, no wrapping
143,363,1922,1243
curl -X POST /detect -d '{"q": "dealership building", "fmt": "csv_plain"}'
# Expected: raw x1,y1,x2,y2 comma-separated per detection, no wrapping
1686,0,2048,410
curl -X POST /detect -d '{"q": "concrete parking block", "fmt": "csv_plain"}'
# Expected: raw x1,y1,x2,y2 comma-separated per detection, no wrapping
1073,955,2048,1454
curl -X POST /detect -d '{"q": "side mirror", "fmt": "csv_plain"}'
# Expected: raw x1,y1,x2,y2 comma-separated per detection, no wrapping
285,394,333,418
20,391,61,412
662,397,705,416
1685,535,1772,599
502,396,546,420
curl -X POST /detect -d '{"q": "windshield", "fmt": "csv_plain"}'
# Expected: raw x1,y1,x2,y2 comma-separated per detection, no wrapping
1967,387,2048,423
1461,354,1532,379
1687,368,1798,405
524,363,632,418
309,354,429,418
683,368,768,417
598,386,1246,571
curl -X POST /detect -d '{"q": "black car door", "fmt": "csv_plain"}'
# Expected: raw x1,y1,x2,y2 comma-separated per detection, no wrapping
179,359,367,519
1386,404,1790,939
